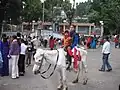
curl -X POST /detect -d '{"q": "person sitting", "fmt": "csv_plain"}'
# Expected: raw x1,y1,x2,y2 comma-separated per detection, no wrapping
62,30,72,70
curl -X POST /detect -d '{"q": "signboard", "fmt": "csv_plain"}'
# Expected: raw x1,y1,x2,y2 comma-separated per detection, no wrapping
78,26,89,34
41,30,63,39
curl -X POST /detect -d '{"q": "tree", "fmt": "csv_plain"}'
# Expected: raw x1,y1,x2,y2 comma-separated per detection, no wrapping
75,0,91,23
22,0,42,22
89,0,120,34
44,0,72,22
0,0,8,35
5,0,21,24
0,0,21,35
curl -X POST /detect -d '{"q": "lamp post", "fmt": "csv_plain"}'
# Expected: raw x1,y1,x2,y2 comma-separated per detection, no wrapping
10,18,12,32
41,0,45,24
22,1,25,34
32,20,35,32
100,21,104,37
1,20,5,37
49,26,53,35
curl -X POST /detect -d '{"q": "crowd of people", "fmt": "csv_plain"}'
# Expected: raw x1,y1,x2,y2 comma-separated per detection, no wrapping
0,33,38,79
0,25,114,79
48,25,112,72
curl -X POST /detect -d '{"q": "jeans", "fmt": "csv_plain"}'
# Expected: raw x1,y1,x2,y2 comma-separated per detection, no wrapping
115,42,119,48
101,53,112,71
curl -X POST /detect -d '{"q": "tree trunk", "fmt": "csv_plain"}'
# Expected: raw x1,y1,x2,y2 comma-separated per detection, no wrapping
0,0,8,36
0,9,4,36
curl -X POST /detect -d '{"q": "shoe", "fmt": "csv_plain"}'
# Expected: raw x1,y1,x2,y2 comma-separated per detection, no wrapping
12,77,17,79
66,67,70,70
16,77,19,79
19,72,24,76
106,69,112,72
99,69,105,72
26,65,29,67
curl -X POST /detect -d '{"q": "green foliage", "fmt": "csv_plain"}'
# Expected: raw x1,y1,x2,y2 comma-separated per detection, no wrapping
6,0,21,24
75,0,91,23
22,0,42,22
89,0,120,34
22,0,72,22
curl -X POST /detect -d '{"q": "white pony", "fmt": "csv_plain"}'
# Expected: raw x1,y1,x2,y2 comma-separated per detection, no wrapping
33,48,68,90
32,47,88,90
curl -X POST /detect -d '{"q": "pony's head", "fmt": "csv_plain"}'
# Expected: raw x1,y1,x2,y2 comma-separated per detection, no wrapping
32,49,44,75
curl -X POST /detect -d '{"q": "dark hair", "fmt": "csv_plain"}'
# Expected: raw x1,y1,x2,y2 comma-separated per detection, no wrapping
12,35,17,39
3,37,7,42
50,36,53,39
76,33,79,36
21,39,24,43
17,32,21,37
64,30,69,34
2,34,6,38
105,36,109,41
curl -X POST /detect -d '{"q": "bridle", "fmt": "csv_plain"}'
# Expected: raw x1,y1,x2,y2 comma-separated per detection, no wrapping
35,49,59,79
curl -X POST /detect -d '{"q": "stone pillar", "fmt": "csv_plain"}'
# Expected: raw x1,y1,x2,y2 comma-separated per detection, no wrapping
63,25,66,32
76,25,78,33
101,25,104,37
89,25,92,35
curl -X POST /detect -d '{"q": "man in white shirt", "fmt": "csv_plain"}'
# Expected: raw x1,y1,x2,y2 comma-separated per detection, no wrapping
18,39,27,76
99,36,112,72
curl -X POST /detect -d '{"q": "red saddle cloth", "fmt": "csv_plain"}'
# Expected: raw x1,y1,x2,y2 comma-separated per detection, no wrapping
73,47,81,70
73,48,81,61
67,47,81,61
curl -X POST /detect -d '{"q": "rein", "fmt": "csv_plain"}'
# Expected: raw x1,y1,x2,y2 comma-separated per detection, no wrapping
37,49,59,79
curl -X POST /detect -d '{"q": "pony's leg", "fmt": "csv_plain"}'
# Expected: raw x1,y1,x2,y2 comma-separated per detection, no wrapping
61,67,68,90
72,61,80,83
82,56,88,85
57,68,63,90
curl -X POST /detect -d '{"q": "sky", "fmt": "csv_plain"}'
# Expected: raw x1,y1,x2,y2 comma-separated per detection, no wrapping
70,0,88,3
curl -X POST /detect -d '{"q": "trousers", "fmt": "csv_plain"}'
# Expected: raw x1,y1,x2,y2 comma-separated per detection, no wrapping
26,52,32,65
18,54,25,73
101,53,112,71
9,55,19,78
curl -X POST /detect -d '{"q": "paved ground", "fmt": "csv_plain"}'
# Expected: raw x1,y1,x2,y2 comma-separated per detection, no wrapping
0,44,120,90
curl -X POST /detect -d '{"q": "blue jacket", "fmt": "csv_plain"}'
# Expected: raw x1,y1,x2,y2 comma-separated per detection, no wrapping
71,34,79,49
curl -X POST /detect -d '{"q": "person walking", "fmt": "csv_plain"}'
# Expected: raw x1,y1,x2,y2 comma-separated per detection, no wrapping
99,36,112,72
18,39,27,76
9,35,20,79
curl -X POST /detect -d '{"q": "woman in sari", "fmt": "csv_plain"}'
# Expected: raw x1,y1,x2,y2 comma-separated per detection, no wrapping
1,37,9,76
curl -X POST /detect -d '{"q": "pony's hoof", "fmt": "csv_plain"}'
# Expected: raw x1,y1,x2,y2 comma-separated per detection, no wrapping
57,85,63,90
57,88,62,90
63,87,68,90
72,79,78,83
83,79,88,85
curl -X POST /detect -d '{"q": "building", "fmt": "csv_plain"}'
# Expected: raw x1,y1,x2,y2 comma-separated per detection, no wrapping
22,22,101,36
